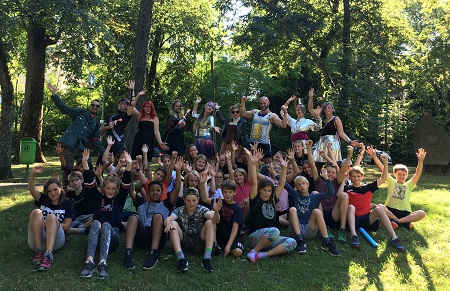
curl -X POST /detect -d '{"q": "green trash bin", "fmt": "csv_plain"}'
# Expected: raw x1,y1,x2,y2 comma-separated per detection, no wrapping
19,137,37,164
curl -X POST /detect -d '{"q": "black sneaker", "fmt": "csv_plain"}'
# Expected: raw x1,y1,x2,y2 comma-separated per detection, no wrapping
321,241,342,257
201,259,214,272
351,235,360,249
143,249,159,270
296,240,307,253
124,249,135,269
213,243,222,255
80,261,95,278
177,259,188,273
390,238,406,253
97,262,109,279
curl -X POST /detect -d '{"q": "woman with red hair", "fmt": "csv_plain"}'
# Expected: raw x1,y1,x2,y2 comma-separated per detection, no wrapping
131,95,168,161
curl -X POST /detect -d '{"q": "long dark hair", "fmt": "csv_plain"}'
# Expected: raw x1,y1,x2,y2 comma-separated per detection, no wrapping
43,178,66,205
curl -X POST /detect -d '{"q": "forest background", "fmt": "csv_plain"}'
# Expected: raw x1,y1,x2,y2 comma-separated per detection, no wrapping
1,0,449,180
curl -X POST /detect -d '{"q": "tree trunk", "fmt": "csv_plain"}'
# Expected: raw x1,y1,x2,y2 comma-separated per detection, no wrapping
340,0,351,109
125,0,154,151
147,28,163,99
0,38,14,180
18,22,48,163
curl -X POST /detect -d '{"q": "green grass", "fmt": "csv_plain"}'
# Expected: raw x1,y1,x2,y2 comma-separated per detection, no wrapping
1,160,449,290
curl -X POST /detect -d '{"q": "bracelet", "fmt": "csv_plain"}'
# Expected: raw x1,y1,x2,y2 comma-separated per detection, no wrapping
347,138,352,143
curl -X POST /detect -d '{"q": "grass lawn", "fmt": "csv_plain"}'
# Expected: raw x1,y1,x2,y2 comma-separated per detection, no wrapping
1,159,449,290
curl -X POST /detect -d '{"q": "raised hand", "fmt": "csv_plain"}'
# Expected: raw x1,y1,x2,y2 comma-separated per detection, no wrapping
241,96,247,102
279,157,288,168
55,143,63,155
31,165,45,174
366,146,377,157
199,172,208,184
141,144,149,154
94,164,104,177
380,153,388,163
136,90,146,97
174,156,183,171
106,135,115,146
231,140,238,152
305,139,313,149
213,197,223,212
319,167,329,180
46,82,57,95
127,80,135,90
309,88,315,98
195,97,202,103
124,151,133,165
347,145,354,155
224,150,232,160
82,149,90,162
287,148,295,160
416,148,427,161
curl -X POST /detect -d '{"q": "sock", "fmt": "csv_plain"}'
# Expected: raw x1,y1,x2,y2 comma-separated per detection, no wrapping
176,251,185,261
247,249,257,262
204,248,212,260
296,234,304,241
256,252,267,261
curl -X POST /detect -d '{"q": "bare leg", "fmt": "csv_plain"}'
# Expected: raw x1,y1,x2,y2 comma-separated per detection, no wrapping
29,209,44,249
151,214,164,249
347,205,357,236
310,209,327,238
397,210,426,224
125,215,138,249
169,221,183,253
333,192,348,229
44,214,59,252
370,206,396,239
288,207,301,235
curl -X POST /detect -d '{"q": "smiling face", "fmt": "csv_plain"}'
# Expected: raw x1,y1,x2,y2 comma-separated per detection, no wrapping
214,173,224,186
302,163,312,176
195,157,206,171
89,101,101,116
186,174,199,188
148,184,163,202
173,101,182,113
47,183,62,204
394,169,408,184
295,106,305,119
234,172,245,185
259,185,273,201
325,166,337,180
143,103,152,114
259,97,270,112
222,188,235,203
349,172,363,187
189,146,198,159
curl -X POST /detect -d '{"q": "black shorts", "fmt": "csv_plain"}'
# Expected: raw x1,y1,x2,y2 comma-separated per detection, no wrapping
256,143,272,159
386,206,411,219
354,213,380,232
323,210,340,228
216,230,244,253
134,220,167,249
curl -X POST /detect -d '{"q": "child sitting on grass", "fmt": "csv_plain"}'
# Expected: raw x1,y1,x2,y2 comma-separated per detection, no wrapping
199,172,244,257
372,148,427,229
164,187,221,272
28,166,74,271
346,153,406,252
79,149,132,279
246,148,297,262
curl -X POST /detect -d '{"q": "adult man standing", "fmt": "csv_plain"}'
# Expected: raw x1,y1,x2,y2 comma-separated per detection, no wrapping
99,81,137,155
240,96,288,164
47,83,105,172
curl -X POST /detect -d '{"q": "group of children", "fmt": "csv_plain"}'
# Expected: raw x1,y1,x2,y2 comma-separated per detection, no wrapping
26,137,427,279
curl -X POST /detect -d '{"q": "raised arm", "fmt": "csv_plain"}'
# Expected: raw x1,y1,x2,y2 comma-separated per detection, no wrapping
410,148,426,185
170,156,184,205
354,143,365,167
141,144,151,179
306,140,319,181
28,166,44,201
225,150,235,181
274,158,288,199
377,154,389,186
55,143,66,168
47,82,83,117
307,88,321,119
247,148,261,199
240,96,254,119
286,148,300,183
192,97,201,115
367,146,384,171
199,172,212,205
270,105,288,128
102,136,114,170
338,146,354,183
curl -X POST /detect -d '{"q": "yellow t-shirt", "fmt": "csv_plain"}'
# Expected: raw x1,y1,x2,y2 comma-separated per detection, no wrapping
384,175,416,212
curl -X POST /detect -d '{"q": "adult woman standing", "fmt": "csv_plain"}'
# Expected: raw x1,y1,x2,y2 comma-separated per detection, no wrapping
192,97,221,160
216,103,250,157
166,100,186,155
282,93,321,144
308,88,358,166
131,96,168,161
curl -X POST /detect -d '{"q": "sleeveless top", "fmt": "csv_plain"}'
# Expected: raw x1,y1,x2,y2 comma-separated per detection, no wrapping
320,116,337,136
250,111,272,144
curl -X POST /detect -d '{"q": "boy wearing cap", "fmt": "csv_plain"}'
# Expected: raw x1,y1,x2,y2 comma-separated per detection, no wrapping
164,187,222,272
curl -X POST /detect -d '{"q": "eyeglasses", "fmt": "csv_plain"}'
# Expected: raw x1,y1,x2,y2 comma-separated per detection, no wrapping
91,104,100,108
231,111,239,114
215,176,224,179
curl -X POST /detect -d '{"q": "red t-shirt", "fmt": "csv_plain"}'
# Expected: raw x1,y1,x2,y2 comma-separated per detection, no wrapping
346,180,378,216
234,179,251,203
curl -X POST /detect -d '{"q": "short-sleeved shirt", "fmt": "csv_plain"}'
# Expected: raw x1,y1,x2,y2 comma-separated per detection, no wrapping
249,194,278,233
212,200,243,235
35,195,75,223
346,180,378,216
171,205,211,236
235,180,251,204
66,187,96,217
134,195,172,227
384,175,415,212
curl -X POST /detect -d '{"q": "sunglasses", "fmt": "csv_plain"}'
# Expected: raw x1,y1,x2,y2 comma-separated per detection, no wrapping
231,110,239,114
91,104,100,108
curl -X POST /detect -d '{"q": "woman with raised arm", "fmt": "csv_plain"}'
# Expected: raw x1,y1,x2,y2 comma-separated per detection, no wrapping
308,88,358,167
192,97,221,160
28,166,74,272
